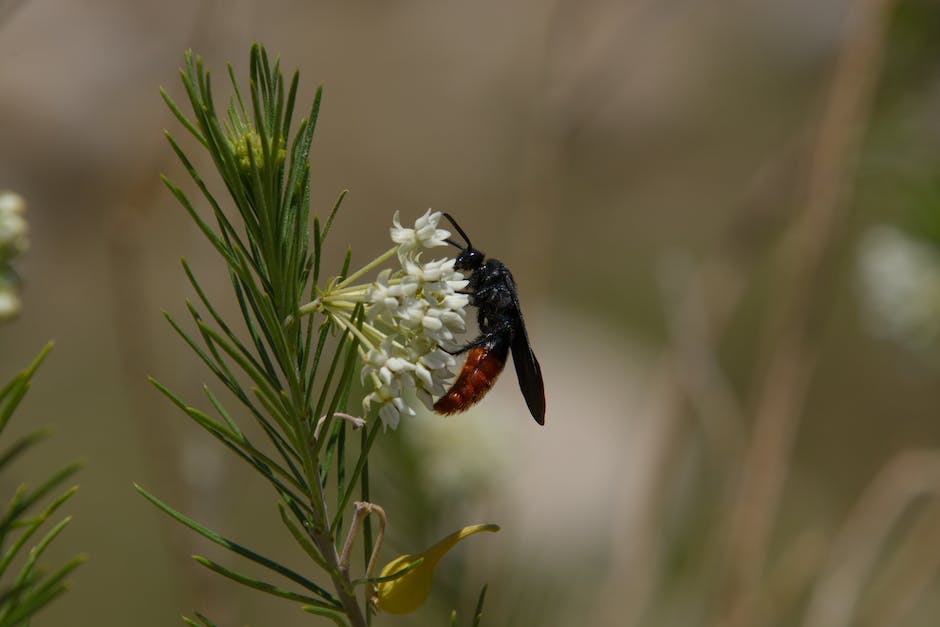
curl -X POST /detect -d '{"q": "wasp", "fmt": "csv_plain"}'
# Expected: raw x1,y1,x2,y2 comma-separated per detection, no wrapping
432,213,546,425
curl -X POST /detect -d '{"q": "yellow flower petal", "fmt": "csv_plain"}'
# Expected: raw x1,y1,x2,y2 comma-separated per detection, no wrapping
375,523,499,614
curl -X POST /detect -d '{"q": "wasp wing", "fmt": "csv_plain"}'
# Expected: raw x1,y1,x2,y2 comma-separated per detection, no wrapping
503,272,546,425
511,327,545,424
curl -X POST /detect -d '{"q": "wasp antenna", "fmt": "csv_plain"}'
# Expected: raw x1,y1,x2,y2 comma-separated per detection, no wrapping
442,212,473,249
445,238,465,250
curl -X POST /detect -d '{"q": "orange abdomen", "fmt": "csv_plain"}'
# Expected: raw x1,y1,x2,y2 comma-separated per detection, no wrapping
433,345,508,415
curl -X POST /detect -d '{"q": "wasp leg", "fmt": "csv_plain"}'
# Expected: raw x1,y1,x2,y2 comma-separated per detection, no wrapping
441,344,471,356
441,336,485,356
444,320,513,356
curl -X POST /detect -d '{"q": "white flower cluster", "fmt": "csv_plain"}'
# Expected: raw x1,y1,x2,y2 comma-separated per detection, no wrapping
313,210,469,429
0,191,28,321
857,225,940,350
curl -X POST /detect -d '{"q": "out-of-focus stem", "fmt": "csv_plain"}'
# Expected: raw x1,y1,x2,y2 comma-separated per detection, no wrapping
719,0,898,624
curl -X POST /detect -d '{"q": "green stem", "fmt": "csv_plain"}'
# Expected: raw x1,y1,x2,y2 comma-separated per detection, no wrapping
297,297,322,318
285,340,367,627
305,508,367,627
333,246,398,290
327,314,378,353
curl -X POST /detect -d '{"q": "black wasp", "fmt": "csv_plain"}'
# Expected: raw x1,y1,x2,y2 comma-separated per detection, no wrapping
432,213,546,425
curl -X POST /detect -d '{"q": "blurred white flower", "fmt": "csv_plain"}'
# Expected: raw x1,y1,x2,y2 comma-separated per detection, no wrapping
0,191,28,260
403,408,509,498
0,191,27,322
304,210,468,429
0,287,21,321
857,225,940,349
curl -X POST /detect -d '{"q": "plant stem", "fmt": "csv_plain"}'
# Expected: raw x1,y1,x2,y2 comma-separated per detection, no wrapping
309,523,367,627
299,409,367,627
719,0,896,623
279,314,367,627
333,246,398,290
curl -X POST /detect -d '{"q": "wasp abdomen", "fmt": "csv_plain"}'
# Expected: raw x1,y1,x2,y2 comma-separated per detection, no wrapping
433,339,509,415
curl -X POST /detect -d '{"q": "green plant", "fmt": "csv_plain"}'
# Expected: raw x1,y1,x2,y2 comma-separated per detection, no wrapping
0,344,84,626
139,44,497,626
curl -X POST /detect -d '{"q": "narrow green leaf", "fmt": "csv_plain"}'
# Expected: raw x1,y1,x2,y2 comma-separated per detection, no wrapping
0,576,34,615
163,311,295,474
181,259,274,385
193,555,337,609
0,555,84,626
149,379,308,506
163,312,300,476
0,585,64,627
0,486,27,541
334,421,347,533
228,61,249,126
152,366,245,449
360,424,373,585
148,376,192,411
193,611,216,626
162,313,259,418
317,306,363,459
351,557,423,585
277,502,328,570
471,584,488,627
0,462,82,531
0,383,29,436
0,374,19,408
183,611,218,627
12,516,74,591
18,343,53,381
312,215,322,287
160,174,237,268
279,81,306,224
0,429,51,473
136,485,339,606
160,87,207,147
165,130,258,254
302,604,351,627
313,329,352,439
331,420,380,534
282,83,321,235
230,246,291,371
202,386,243,439
0,486,78,578
252,386,297,441
282,70,299,141
0,342,49,412
202,428,313,517
322,187,346,241
304,320,331,411
340,247,352,281
229,266,279,384
196,319,290,420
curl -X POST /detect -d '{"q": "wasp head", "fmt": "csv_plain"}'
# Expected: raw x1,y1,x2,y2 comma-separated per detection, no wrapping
455,247,485,272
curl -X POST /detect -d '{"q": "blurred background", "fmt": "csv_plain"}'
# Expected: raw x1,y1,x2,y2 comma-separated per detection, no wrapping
2,0,940,625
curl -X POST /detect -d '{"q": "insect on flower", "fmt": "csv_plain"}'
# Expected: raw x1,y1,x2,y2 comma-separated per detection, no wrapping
432,213,546,425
